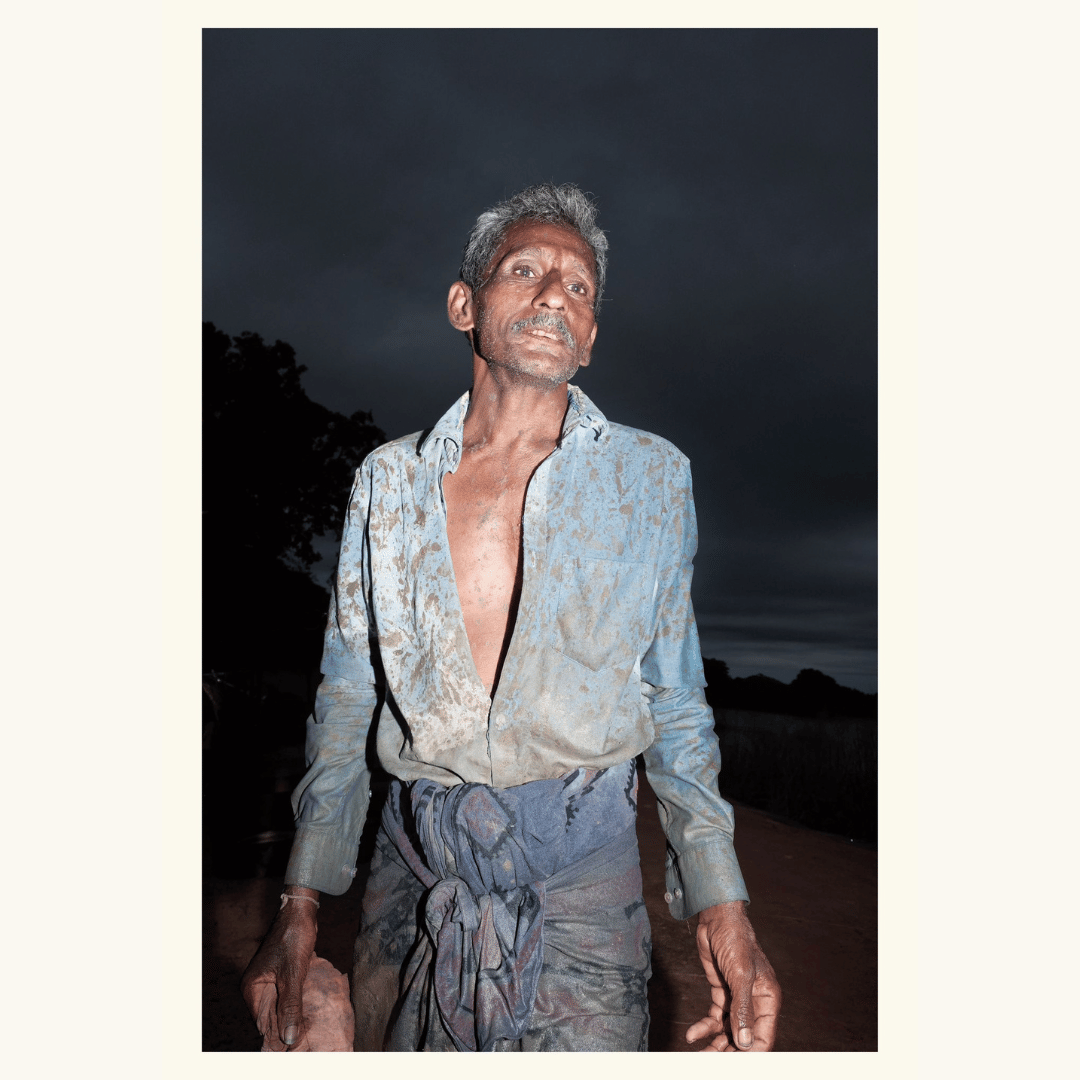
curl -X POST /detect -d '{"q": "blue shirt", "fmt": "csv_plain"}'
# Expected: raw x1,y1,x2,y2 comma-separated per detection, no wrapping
286,385,749,918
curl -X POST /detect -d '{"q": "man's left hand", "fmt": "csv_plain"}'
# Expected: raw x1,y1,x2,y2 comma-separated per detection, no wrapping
686,900,781,1052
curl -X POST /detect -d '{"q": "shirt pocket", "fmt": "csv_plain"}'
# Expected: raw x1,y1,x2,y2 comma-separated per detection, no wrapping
553,556,651,672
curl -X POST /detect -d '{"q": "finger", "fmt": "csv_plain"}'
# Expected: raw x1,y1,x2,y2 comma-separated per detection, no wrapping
278,999,304,1048
242,960,286,1047
257,989,288,1052
703,1031,732,1052
241,967,270,1015
728,973,757,1050
276,965,308,1048
747,1012,778,1052
249,982,280,1044
685,1015,722,1044
699,1027,733,1052
747,977,781,1052
687,1012,735,1052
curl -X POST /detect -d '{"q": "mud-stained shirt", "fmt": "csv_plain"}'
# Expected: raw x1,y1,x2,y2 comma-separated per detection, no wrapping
286,385,749,918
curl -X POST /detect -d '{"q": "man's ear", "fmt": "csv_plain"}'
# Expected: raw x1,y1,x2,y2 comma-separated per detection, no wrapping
577,322,599,368
447,281,475,332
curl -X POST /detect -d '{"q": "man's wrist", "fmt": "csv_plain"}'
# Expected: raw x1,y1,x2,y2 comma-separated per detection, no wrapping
283,884,320,899
700,899,749,923
277,885,321,922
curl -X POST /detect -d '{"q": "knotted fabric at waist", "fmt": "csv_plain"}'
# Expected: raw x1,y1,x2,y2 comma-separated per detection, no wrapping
380,759,640,1051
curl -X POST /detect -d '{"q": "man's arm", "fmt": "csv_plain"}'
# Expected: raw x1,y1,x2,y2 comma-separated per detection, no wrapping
240,887,320,1050
239,673,379,1048
285,675,379,894
241,465,382,1048
641,685,782,1052
638,452,780,1050
640,685,748,914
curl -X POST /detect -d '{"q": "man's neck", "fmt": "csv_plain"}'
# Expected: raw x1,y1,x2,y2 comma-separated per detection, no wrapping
461,357,570,452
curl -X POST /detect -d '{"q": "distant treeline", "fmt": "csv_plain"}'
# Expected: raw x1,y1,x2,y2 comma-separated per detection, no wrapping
702,658,876,720
702,659,877,841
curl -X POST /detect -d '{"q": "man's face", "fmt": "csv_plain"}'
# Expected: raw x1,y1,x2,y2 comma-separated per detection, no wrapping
464,220,599,387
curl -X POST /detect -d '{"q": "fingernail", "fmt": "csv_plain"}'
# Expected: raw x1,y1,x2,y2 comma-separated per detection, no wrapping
738,1028,753,1048
283,1025,298,1045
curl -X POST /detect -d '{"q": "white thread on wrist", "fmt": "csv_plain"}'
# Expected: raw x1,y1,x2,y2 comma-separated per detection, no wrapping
280,892,320,910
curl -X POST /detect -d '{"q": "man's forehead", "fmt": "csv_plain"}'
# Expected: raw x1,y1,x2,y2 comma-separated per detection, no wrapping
490,221,596,279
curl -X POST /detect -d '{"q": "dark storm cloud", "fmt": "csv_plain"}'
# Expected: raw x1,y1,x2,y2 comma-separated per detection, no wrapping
203,28,878,691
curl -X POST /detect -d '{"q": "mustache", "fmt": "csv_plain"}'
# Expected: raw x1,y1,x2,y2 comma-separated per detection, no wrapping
509,312,576,349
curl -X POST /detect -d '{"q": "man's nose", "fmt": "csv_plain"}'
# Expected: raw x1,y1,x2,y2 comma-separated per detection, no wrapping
533,272,568,310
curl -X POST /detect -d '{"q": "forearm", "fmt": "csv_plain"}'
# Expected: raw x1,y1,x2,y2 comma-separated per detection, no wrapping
285,675,378,894
642,684,749,918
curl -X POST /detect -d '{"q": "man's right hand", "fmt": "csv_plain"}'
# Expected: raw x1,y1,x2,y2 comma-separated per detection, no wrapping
240,886,320,1051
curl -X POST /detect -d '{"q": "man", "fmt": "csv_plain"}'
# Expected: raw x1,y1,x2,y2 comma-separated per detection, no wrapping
242,183,781,1052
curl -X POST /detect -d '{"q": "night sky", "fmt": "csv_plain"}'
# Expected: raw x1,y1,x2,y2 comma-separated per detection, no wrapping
203,29,878,691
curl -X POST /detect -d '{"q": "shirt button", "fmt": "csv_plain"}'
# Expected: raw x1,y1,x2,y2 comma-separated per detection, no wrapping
673,888,683,899
664,891,674,903
494,713,508,729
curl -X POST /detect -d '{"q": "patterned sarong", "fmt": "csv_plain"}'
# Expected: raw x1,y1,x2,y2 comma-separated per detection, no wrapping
352,760,652,1052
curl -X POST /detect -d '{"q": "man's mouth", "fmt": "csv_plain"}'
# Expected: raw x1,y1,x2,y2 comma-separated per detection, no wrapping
511,315,575,349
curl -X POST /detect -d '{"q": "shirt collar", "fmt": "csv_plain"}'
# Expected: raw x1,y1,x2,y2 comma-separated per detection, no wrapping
419,383,608,464
563,383,608,442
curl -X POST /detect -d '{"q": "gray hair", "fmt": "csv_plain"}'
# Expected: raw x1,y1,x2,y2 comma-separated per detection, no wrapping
459,183,608,313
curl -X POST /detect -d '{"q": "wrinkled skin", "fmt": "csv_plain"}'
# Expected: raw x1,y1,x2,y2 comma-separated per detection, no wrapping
240,888,319,1051
687,900,781,1051
452,219,599,391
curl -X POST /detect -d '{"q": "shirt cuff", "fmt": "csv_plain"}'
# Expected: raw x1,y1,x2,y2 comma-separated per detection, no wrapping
664,839,750,920
284,823,361,896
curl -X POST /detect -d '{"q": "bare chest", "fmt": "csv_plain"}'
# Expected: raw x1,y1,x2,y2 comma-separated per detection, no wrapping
442,453,534,610
441,446,549,692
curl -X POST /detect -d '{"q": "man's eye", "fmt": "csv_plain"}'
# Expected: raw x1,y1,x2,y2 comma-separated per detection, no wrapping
514,265,535,277
569,283,588,295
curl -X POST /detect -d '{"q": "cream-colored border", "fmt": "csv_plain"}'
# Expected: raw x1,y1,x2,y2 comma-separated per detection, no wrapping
165,10,913,1079
9,0,970,1075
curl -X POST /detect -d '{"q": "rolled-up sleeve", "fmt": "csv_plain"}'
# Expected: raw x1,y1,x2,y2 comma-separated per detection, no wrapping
285,466,381,895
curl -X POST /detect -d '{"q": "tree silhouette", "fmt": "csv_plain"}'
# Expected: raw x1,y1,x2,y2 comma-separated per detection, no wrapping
202,322,388,875
703,660,876,720
203,322,385,674
203,322,385,571
702,657,731,689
